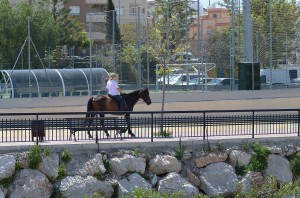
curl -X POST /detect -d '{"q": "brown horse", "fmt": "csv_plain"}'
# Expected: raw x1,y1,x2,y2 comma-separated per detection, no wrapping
85,88,152,138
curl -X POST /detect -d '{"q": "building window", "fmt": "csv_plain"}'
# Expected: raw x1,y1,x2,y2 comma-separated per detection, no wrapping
212,14,217,18
69,6,80,15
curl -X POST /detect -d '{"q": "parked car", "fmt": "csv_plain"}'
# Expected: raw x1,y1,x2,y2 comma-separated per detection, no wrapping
187,77,213,85
205,78,237,85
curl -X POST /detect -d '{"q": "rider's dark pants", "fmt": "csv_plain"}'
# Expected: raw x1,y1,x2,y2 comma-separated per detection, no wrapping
110,95,127,110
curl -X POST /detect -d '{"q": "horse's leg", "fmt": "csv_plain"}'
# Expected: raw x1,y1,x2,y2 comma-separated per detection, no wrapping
125,114,135,137
100,114,110,137
85,112,96,139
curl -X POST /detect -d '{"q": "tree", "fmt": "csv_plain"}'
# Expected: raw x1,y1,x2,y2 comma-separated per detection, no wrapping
206,29,231,76
147,0,194,112
0,0,89,69
105,0,121,45
221,0,300,68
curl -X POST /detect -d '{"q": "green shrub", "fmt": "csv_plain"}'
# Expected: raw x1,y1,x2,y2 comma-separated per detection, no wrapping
61,149,72,163
15,161,22,171
134,148,140,156
235,176,300,198
50,187,63,198
0,176,14,188
174,137,185,160
92,168,104,180
57,164,67,180
28,145,42,169
103,160,110,173
245,142,270,173
215,140,223,151
291,153,300,176
43,146,51,156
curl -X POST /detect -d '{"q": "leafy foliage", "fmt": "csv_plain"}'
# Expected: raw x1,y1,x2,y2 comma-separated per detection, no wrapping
105,0,121,44
0,0,89,69
57,164,67,180
174,137,185,160
290,153,300,176
245,142,270,173
60,149,72,163
28,145,42,169
43,146,51,156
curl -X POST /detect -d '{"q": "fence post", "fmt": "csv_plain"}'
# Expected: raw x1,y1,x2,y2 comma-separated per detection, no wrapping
252,110,255,138
36,114,39,145
298,110,300,136
203,112,206,140
151,113,154,142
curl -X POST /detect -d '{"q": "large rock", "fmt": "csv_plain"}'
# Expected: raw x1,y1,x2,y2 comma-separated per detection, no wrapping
59,175,113,198
158,172,199,197
240,171,264,194
109,154,146,176
0,155,15,180
200,162,238,198
228,150,251,166
118,173,152,197
148,155,181,175
194,153,227,168
38,153,59,180
66,153,106,176
265,154,293,184
7,169,52,198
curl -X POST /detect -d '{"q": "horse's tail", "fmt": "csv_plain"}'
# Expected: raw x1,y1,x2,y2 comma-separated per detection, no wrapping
86,97,94,118
85,97,94,127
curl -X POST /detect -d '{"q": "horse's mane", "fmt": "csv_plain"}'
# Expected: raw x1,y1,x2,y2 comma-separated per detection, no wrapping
121,89,141,100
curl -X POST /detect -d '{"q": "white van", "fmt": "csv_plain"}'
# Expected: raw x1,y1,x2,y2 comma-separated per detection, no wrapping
158,73,208,85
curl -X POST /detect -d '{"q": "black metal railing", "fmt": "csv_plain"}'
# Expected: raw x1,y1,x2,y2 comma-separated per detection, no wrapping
0,109,299,145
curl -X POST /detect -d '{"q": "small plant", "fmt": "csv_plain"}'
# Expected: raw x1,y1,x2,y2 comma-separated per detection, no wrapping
242,142,252,152
50,187,63,198
28,145,42,169
15,161,22,171
174,137,185,160
245,142,271,173
57,164,67,180
103,160,110,173
92,168,104,180
291,153,300,176
235,164,246,176
0,176,14,188
215,140,223,151
61,149,72,163
134,148,140,156
43,146,51,156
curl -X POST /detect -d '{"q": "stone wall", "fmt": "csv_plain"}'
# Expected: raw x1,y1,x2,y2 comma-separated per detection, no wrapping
0,137,300,198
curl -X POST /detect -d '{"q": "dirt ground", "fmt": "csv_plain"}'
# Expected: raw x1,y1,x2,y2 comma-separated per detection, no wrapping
3,96,300,113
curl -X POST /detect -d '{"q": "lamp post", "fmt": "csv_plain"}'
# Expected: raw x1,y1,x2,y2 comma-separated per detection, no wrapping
89,13,93,95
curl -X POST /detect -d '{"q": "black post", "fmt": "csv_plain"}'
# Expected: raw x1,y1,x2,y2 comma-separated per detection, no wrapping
151,113,154,142
203,112,206,140
252,110,255,138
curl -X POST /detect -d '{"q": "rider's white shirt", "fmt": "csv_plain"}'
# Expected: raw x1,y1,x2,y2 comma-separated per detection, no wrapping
106,79,119,95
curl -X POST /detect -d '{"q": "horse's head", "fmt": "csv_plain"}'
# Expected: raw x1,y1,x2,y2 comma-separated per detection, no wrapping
139,88,151,105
